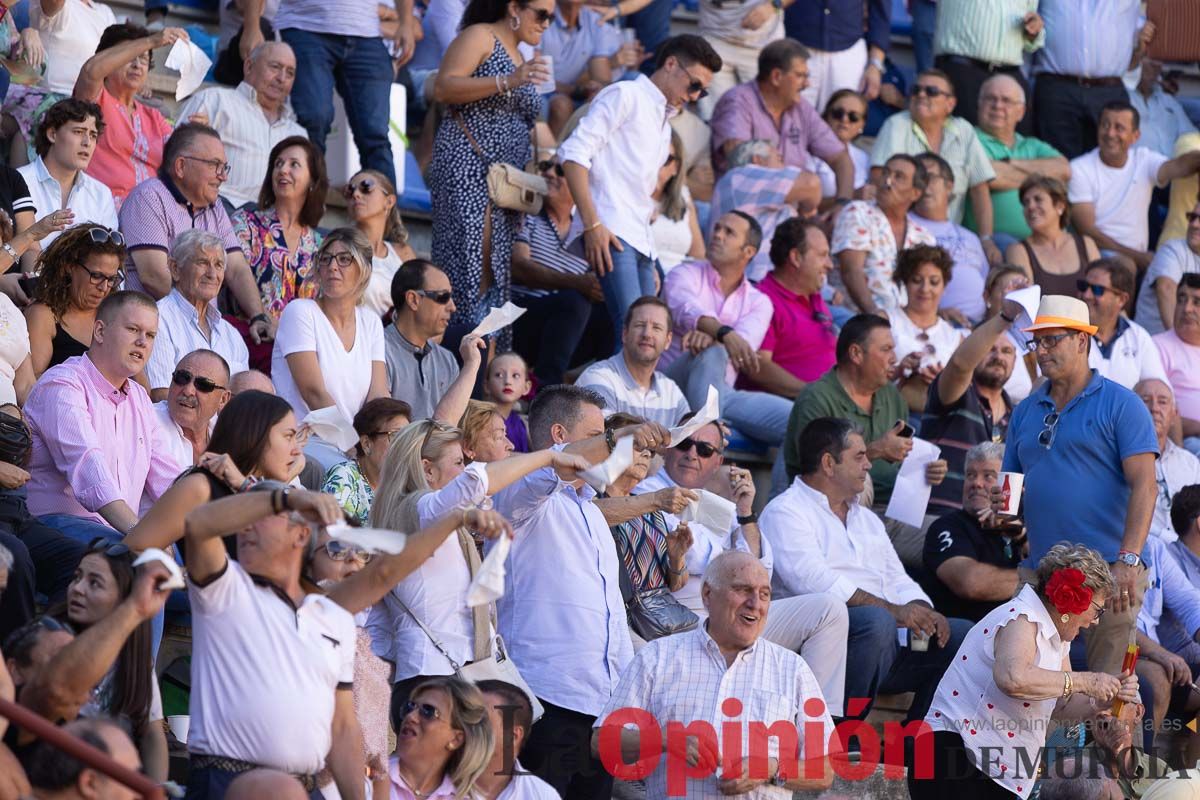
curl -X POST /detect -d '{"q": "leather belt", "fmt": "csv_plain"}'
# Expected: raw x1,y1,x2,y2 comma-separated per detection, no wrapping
1039,72,1124,88
190,754,317,792
936,54,1021,74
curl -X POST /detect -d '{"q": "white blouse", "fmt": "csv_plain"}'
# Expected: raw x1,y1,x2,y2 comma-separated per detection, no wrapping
363,241,404,318
0,293,28,406
889,311,968,371
815,143,871,198
924,584,1069,799
651,186,697,274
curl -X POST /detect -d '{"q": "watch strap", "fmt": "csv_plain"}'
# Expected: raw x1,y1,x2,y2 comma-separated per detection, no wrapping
716,325,734,343
737,512,758,525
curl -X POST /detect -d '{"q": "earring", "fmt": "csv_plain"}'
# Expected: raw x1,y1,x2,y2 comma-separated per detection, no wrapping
509,14,520,30
1060,613,1070,624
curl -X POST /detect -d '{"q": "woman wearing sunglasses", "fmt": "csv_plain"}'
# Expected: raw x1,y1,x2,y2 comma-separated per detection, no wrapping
650,129,705,275
344,169,417,318
231,136,328,373
429,0,554,352
25,223,125,377
49,538,168,781
814,89,872,201
389,676,494,799
368,418,589,701
323,396,412,524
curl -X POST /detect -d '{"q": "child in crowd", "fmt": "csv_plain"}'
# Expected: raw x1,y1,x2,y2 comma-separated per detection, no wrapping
484,352,532,453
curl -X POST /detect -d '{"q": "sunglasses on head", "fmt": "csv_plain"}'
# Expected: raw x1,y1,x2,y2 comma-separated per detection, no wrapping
323,540,372,563
1076,279,1112,298
402,700,443,722
7,616,76,651
912,84,950,98
827,108,862,123
342,178,386,199
415,288,453,304
88,227,124,247
87,536,131,558
535,160,564,176
674,438,721,458
172,369,226,394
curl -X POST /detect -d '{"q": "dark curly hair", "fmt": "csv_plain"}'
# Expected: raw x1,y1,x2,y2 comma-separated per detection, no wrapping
894,243,953,286
35,98,104,159
34,224,126,319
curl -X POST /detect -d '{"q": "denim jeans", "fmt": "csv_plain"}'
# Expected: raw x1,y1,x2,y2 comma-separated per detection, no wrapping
0,495,87,640
280,28,396,184
627,0,673,73
910,0,937,74
600,238,658,351
512,290,614,386
662,345,793,446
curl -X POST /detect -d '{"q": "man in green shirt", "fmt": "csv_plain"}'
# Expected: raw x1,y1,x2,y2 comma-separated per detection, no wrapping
965,73,1070,243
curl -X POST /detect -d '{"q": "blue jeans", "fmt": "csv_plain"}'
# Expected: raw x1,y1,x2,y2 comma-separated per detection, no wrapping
662,345,793,446
600,237,657,350
910,0,937,74
39,513,165,659
280,28,396,184
844,605,972,723
627,0,673,74
187,765,323,800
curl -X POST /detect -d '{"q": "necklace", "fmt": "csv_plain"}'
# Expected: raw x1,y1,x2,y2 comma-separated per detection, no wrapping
397,765,439,798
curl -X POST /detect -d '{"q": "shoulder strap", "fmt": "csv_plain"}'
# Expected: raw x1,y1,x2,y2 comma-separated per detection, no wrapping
392,595,464,673
1020,239,1041,274
452,109,488,160
1072,233,1090,265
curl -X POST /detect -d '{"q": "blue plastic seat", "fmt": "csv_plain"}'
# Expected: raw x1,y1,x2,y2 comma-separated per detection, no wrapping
398,150,432,214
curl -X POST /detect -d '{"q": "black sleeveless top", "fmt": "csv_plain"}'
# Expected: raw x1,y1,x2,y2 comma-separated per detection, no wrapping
49,322,88,369
1021,233,1091,297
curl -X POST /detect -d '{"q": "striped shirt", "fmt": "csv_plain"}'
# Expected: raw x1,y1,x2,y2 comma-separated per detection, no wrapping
1035,0,1140,79
595,623,835,800
710,165,802,282
920,374,1011,517
933,0,1043,67
512,212,589,300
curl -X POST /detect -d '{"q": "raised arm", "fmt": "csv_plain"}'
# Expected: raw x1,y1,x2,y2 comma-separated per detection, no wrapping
73,28,188,102
432,334,484,424
1157,150,1200,187
937,303,1017,405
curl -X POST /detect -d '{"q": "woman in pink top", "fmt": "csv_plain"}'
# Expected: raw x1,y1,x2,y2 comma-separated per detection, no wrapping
72,23,184,206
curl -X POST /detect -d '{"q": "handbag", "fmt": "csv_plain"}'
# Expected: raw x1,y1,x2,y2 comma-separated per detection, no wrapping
0,411,31,466
453,110,547,215
613,524,699,641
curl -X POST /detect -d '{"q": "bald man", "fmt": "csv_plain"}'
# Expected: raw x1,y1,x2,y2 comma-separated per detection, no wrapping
225,769,309,800
969,73,1070,242
229,369,276,395
25,718,141,800
1135,378,1200,541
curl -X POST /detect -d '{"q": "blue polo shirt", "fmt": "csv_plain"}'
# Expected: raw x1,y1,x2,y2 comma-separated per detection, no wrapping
1002,370,1157,566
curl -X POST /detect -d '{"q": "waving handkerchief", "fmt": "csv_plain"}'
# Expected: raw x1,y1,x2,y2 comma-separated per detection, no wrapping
579,435,634,493
470,302,526,338
669,385,720,446
302,406,359,452
164,39,212,100
680,489,737,534
1004,284,1041,350
326,523,408,555
132,548,186,590
467,532,511,607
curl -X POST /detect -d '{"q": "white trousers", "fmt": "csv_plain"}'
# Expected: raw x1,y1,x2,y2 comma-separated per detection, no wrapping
801,37,868,113
700,28,785,119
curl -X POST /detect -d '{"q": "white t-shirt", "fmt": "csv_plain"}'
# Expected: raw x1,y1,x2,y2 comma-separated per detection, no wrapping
650,186,696,274
1087,317,1168,390
31,0,117,95
888,311,968,371
1136,238,1200,334
1068,146,1169,253
815,143,871,198
0,293,28,406
271,299,386,421
362,242,404,318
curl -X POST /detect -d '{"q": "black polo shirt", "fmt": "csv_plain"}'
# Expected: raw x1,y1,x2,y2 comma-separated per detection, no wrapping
920,374,1011,517
921,509,1021,622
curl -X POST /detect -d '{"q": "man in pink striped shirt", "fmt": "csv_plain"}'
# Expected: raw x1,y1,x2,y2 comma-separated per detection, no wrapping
24,291,185,544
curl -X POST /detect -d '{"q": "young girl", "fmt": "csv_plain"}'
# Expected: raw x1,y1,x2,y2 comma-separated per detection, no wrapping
483,352,531,453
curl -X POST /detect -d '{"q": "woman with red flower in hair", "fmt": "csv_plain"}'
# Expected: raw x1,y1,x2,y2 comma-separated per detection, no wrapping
907,543,1140,800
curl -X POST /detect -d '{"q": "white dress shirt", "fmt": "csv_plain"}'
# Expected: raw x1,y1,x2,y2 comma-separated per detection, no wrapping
177,82,307,208
1152,439,1200,542
759,477,929,606
151,400,196,482
493,456,633,716
558,74,676,260
595,623,836,800
145,289,250,391
497,763,560,800
1137,535,1200,646
576,353,691,429
17,157,117,247
1087,316,1168,391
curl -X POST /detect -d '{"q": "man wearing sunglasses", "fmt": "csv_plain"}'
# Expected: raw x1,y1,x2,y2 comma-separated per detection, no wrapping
710,39,854,196
1079,258,1167,391
1136,202,1200,335
152,349,232,470
999,294,1158,676
561,34,721,337
871,69,996,235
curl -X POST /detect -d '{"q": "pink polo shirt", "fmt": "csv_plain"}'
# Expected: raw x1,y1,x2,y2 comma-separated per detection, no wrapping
1155,328,1200,422
746,272,837,385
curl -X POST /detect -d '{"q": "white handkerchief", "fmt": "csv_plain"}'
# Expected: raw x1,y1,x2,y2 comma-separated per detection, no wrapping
132,548,186,591
884,437,942,528
325,523,408,555
1004,285,1041,349
680,489,737,534
302,406,359,452
467,532,511,607
164,39,212,101
579,435,633,493
470,302,526,338
669,385,720,446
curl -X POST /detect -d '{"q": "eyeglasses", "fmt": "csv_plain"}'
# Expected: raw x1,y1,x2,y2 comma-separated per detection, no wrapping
911,84,950,98
322,540,372,564
1089,599,1106,620
1076,279,1111,298
73,263,124,290
535,160,564,176
172,369,226,394
674,438,721,458
526,6,554,24
1187,212,1200,225
87,536,131,558
980,94,1022,107
680,63,708,100
1038,411,1060,449
181,155,232,178
88,227,124,247
827,108,863,123
1026,332,1075,353
370,428,405,442
415,288,453,304
318,251,357,269
401,700,443,722
341,178,388,199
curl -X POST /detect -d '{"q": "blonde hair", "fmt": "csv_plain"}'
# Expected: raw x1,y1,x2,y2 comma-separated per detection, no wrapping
1035,543,1117,600
316,227,374,305
658,129,688,222
406,677,494,799
458,400,503,464
370,419,463,529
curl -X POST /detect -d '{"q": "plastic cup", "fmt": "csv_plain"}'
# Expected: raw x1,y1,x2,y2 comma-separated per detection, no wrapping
622,28,636,45
997,472,1024,516
538,54,556,95
167,715,189,744
910,633,930,652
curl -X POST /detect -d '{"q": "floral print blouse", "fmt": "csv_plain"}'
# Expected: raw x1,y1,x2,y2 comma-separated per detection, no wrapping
232,206,321,321
323,459,373,525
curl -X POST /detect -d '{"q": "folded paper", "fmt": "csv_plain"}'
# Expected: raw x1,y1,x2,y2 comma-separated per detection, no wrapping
132,548,186,591
680,489,737,534
1005,285,1041,350
302,406,359,452
884,437,942,529
326,523,409,555
467,532,511,607
579,435,633,493
470,302,526,339
669,385,720,446
164,39,212,101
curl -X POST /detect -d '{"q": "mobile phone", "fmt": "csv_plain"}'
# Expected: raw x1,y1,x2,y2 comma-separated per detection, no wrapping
897,422,915,438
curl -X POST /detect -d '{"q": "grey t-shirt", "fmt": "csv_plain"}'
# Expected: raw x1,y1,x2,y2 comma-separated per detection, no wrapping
1136,238,1200,334
383,325,460,421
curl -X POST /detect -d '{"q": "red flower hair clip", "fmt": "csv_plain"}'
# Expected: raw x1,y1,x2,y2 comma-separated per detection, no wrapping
1045,567,1093,616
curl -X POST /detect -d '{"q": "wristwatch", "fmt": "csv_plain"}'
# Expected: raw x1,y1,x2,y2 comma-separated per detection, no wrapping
716,325,735,343
250,312,271,327
737,512,758,525
604,426,617,454
0,242,18,262
1117,550,1143,567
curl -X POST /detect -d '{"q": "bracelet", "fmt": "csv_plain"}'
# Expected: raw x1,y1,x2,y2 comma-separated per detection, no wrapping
1000,310,1016,324
868,57,886,72
495,74,502,93
585,220,604,232
501,73,511,93
271,489,283,514
250,313,271,327
667,561,686,576
1063,670,1073,698
237,476,252,493
0,242,17,262
736,512,758,525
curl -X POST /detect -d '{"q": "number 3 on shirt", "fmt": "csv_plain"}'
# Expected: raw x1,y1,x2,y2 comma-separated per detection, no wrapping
937,531,953,552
